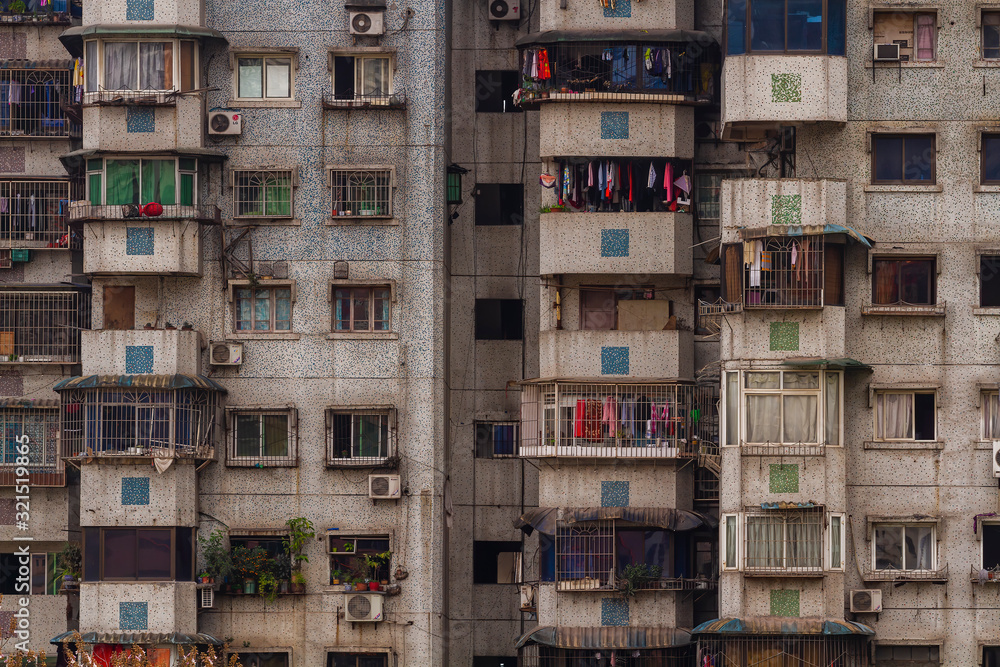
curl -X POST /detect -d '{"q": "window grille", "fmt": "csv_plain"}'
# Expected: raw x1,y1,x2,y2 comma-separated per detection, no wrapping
0,290,88,363
330,169,392,218
0,180,73,248
0,69,77,138
59,387,221,459
744,236,825,308
697,636,870,667
694,466,719,502
226,408,297,467
233,169,293,218
519,381,717,459
556,520,615,589
0,406,63,487
743,508,824,576
519,645,697,667
326,408,395,466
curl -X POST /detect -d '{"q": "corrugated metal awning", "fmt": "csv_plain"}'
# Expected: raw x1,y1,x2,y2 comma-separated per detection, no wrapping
0,59,75,70
515,29,717,47
515,626,692,650
781,357,872,371
515,507,716,535
51,631,225,645
738,223,874,248
692,617,874,636
53,374,227,393
0,398,59,409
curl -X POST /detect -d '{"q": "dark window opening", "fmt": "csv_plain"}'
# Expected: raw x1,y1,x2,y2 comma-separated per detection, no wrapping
475,422,519,458
872,134,935,185
329,536,390,583
474,183,523,226
475,70,521,113
539,533,555,582
982,256,1000,307
984,525,1000,570
472,658,518,667
473,540,521,584
914,393,935,441
873,258,935,306
85,527,193,582
235,654,289,667
873,645,939,665
726,0,846,55
986,646,1000,667
475,299,523,340
328,653,388,667
984,135,1000,184
823,244,845,306
230,536,288,559
694,285,721,335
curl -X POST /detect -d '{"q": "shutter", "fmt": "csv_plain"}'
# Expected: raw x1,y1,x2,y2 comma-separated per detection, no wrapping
824,244,845,306
721,243,743,303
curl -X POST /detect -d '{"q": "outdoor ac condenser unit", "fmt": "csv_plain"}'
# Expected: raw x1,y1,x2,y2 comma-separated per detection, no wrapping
992,441,1000,477
369,474,401,499
344,592,384,622
210,342,243,366
849,589,882,613
874,43,901,61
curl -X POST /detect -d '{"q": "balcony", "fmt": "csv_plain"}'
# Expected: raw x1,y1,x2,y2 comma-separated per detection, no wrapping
539,329,693,380
721,178,847,233
81,329,202,377
539,103,693,159
322,92,406,110
861,564,949,583
78,207,211,275
82,89,180,107
0,180,78,249
0,68,80,138
539,212,692,276
0,288,88,364
79,582,198,635
68,203,221,224
722,55,847,131
0,399,64,487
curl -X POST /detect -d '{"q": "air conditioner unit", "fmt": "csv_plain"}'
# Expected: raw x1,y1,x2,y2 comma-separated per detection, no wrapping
344,592,384,622
208,111,242,135
200,587,214,609
210,342,243,366
349,10,384,35
488,0,520,20
519,584,536,611
874,43,901,61
369,474,401,499
849,589,882,613
993,441,1000,478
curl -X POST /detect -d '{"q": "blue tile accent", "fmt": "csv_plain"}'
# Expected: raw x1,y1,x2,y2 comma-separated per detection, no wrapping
121,477,150,505
126,227,154,256
125,346,154,374
600,111,629,139
119,602,148,630
125,0,154,20
601,229,629,257
601,481,629,507
602,0,631,18
601,598,629,626
601,346,629,375
126,108,155,133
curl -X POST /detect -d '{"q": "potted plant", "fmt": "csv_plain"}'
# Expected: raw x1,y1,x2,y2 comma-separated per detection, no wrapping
291,570,306,593
618,563,662,598
58,542,82,592
273,551,291,594
232,545,267,596
199,572,212,585
363,551,392,586
198,529,233,588
331,569,343,586
285,517,315,594
258,570,279,604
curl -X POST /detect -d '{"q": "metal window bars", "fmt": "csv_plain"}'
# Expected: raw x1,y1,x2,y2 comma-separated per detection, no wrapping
862,563,949,582
475,420,519,458
744,236,825,308
696,298,743,336
0,180,73,248
697,636,872,667
743,507,825,576
226,408,298,467
519,645,697,667
233,170,294,218
0,69,78,138
519,381,717,459
556,520,615,590
325,409,396,467
0,290,88,363
330,169,392,218
0,407,63,487
59,387,221,459
694,466,719,503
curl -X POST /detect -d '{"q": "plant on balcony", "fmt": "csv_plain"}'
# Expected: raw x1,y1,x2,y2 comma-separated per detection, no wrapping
8,0,24,14
362,550,392,586
198,528,233,585
232,545,268,595
58,542,82,591
285,517,315,593
618,563,662,598
259,570,280,604
273,551,292,593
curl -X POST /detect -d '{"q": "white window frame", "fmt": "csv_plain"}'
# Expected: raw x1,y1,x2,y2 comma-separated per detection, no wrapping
83,38,195,95
983,390,1000,440
739,370,843,446
331,52,394,102
723,511,841,573
721,513,740,570
85,157,198,207
233,53,296,101
827,512,846,571
872,10,938,62
873,389,936,442
231,168,296,219
327,166,394,219
872,522,937,572
226,407,298,467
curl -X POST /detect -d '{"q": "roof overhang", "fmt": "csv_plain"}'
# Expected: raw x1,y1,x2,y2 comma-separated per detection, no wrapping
738,223,874,248
60,24,227,57
692,617,875,636
781,357,873,371
515,29,717,48
53,374,227,393
60,147,227,172
515,507,717,536
515,626,693,650
51,631,225,646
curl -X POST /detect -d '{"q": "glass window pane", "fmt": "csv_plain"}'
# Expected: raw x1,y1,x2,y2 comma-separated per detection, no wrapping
263,414,289,457
825,372,840,445
727,0,747,55
238,58,263,98
750,0,785,51
899,259,933,304
103,529,137,578
783,371,819,389
359,58,389,96
787,0,823,51
746,372,780,389
275,288,291,331
987,24,1000,59
141,159,176,206
353,290,370,330
725,516,737,566
827,0,847,55
104,42,138,90
875,526,903,570
235,289,252,330
139,42,172,90
986,393,1000,439
236,414,261,457
746,395,781,443
353,413,386,458
783,395,817,443
255,289,271,330
985,136,1000,182
105,159,140,206
830,516,842,568
904,136,934,181
905,525,933,570
874,137,903,182
265,58,291,98
335,289,351,330
725,372,739,446
374,288,390,331
877,392,913,439
137,529,172,578
85,41,99,92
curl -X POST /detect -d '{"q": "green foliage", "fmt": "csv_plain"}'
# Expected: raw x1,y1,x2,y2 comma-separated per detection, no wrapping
232,545,268,581
618,563,662,598
258,572,279,603
58,542,82,579
198,529,233,581
284,517,315,570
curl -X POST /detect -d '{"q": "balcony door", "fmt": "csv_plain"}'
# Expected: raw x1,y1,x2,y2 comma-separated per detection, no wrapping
103,285,134,330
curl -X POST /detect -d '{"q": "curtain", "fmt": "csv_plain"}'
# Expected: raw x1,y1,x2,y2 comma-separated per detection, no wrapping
783,395,817,443
746,395,780,443
235,288,252,330
725,372,739,446
725,516,737,566
105,160,139,206
265,58,291,98
140,159,175,205
374,288,390,331
877,393,913,439
275,289,291,330
786,514,822,568
987,393,1000,439
825,373,840,445
179,173,194,207
334,288,349,330
104,42,137,90
353,413,385,458
874,260,899,305
746,516,783,568
830,516,842,568
359,57,388,96
916,14,935,60
85,41,98,92
262,415,288,457
265,180,291,216
875,526,902,569
254,289,271,330
139,42,171,90
905,525,934,570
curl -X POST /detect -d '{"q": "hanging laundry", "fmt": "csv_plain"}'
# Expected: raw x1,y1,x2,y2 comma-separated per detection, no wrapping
647,162,656,189
674,170,692,194
664,162,674,202
750,240,763,288
538,48,551,80
540,172,556,188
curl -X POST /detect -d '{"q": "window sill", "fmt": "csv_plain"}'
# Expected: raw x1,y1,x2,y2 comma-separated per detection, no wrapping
974,185,1000,193
225,460,299,468
327,216,398,226
326,332,398,341
863,440,944,451
973,60,1000,68
861,304,946,317
228,332,301,340
974,307,1000,315
227,99,302,109
864,184,943,193
230,217,301,226
864,60,945,68
975,440,998,450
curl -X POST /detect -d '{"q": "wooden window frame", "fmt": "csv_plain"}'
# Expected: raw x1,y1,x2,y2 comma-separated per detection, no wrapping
735,0,836,55
331,285,392,333
233,284,294,332
96,527,178,582
871,134,937,185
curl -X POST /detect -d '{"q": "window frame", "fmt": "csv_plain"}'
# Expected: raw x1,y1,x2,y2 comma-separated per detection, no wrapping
742,509,825,575
83,38,197,95
873,390,936,442
872,522,937,572
231,282,295,333
85,157,198,207
983,135,1000,185
331,285,393,333
226,407,298,467
985,11,1000,60
233,53,296,101
95,526,181,582
722,511,841,573
727,0,846,55
231,168,296,219
474,420,520,459
871,133,937,185
983,390,1000,440
871,256,937,306
325,407,396,465
0,552,59,595
981,522,1000,571
331,52,395,103
872,10,938,62
328,166,394,219
741,370,841,446
328,534,391,583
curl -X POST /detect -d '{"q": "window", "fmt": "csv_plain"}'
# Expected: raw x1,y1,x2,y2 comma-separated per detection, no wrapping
0,408,60,478
473,541,521,584
84,39,197,94
983,256,1000,307
86,157,197,207
873,11,937,62
474,184,523,226
872,257,936,306
695,173,724,222
475,70,521,113
330,168,392,218
743,371,833,445
0,552,59,595
726,0,846,55
984,392,1000,440
579,287,662,331
329,535,390,583
984,135,1000,184
233,169,293,218
873,524,935,571
986,12,1000,60
0,181,74,245
229,535,288,559
235,285,292,331
333,55,392,102
475,421,519,458
326,409,394,464
829,514,844,570
328,654,388,667
874,391,935,441
872,134,935,185
744,510,823,574
333,286,391,332
234,654,289,667
236,56,292,99
983,524,1000,571
742,236,829,308
82,527,194,582
227,409,296,466
873,646,939,665
475,299,523,340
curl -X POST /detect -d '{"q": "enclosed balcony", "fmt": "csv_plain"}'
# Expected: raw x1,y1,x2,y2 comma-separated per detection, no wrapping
81,328,202,376
721,178,847,235
0,287,90,364
0,399,64,487
0,67,80,139
0,180,79,249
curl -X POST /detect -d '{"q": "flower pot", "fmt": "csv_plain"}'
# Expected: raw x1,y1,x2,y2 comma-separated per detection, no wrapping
279,580,290,594
290,582,306,594
201,576,211,584
355,582,367,591
331,579,340,586
368,581,379,592
343,583,353,593
244,578,257,595
380,579,389,586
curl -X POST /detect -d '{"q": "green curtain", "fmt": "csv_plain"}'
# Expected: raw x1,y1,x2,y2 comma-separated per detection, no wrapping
180,173,194,206
141,159,175,205
265,184,291,216
105,160,140,206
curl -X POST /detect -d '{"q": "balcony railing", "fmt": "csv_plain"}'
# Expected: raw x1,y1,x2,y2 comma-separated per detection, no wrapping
0,289,88,363
0,69,79,138
862,563,948,582
82,89,179,107
67,203,221,224
744,236,826,309
0,12,73,25
321,92,406,110
555,576,717,592
519,380,717,459
697,299,742,336
0,401,64,487
0,180,76,248
971,565,1000,584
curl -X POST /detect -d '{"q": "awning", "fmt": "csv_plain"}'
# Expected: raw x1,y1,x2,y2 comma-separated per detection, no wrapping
515,507,716,536
516,29,717,47
0,398,59,409
59,25,227,57
0,59,75,70
738,223,873,248
54,374,227,393
515,626,692,650
692,617,874,636
51,631,225,646
517,377,692,386
61,147,227,172
781,357,872,371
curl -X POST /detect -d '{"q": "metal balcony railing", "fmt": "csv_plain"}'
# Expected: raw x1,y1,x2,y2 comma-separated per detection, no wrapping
321,92,406,110
67,203,221,224
0,68,78,138
0,289,88,363
862,563,948,582
0,180,75,248
82,89,179,107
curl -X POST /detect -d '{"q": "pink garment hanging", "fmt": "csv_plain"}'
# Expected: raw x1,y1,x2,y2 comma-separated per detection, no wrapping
602,396,619,433
588,161,594,188
664,162,674,202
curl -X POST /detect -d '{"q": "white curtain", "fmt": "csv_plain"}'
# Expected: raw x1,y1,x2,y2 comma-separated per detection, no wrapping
265,58,291,98
875,526,903,570
725,516,737,566
905,525,934,570
85,41,98,93
104,42,137,90
746,516,783,568
746,395,780,443
786,514,822,569
986,393,1000,439
830,516,842,569
139,43,166,90
825,373,840,445
877,393,913,439
359,57,389,97
725,372,739,446
783,395,817,443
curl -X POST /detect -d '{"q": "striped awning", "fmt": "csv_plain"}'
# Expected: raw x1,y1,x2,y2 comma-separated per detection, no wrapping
53,374,227,393
0,398,59,409
515,507,716,536
515,626,692,650
692,617,875,636
51,631,225,645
